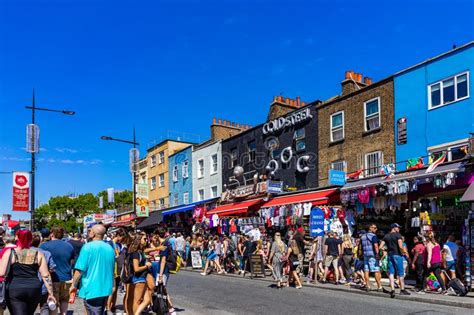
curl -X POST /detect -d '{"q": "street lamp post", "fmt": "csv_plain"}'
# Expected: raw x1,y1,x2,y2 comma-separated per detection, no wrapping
25,90,75,230
100,128,139,215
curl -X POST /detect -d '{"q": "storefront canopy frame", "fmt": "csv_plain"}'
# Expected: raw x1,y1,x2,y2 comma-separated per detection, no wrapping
261,188,338,208
461,182,474,202
161,197,219,216
207,199,263,216
341,161,466,191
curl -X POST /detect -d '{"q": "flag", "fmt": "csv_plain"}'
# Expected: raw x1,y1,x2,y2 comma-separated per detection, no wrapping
426,152,446,173
99,196,103,209
347,168,363,180
407,157,425,170
107,188,115,203
381,163,395,179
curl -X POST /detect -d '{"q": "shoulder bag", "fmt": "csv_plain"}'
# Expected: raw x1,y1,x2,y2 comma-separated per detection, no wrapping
0,249,14,308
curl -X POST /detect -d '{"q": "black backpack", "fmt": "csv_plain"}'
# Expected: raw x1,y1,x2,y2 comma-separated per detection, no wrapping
120,252,134,284
152,283,169,315
164,240,178,272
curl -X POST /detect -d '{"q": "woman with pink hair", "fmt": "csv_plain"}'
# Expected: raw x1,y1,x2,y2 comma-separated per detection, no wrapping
0,230,56,314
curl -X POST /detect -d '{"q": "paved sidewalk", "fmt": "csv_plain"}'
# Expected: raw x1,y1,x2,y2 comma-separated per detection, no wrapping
183,267,474,309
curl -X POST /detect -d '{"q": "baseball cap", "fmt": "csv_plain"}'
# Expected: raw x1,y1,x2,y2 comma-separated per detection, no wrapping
390,223,401,229
40,228,50,238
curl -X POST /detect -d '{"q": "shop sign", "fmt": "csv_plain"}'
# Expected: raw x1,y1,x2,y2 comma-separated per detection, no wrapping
397,117,407,145
310,208,325,237
256,181,267,194
102,215,114,225
262,108,313,135
135,183,150,217
106,209,117,217
12,172,30,211
328,170,346,186
93,213,105,221
249,254,265,277
191,250,202,269
83,215,94,224
267,180,283,194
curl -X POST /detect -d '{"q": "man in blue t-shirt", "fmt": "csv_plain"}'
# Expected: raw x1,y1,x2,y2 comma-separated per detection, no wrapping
40,227,75,314
71,224,115,315
360,225,382,292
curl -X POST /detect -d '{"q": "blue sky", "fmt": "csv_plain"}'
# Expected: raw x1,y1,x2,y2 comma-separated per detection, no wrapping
1,0,473,220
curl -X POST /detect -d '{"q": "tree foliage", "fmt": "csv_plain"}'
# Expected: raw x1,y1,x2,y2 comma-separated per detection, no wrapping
35,190,133,232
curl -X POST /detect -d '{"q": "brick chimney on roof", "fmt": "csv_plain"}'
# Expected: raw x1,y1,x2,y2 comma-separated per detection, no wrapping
267,95,308,121
210,117,251,141
341,70,371,95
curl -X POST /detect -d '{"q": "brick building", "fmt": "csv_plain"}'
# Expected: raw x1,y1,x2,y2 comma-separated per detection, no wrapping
317,71,395,186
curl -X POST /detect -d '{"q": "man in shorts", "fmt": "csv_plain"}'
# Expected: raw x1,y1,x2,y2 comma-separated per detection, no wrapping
322,232,343,284
360,225,382,292
157,226,176,314
40,227,75,314
380,223,410,297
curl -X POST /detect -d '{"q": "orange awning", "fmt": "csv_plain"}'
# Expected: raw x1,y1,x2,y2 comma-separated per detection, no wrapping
261,188,339,208
207,199,263,216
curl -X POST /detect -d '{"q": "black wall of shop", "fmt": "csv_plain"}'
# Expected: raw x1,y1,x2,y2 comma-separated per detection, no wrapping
221,104,319,191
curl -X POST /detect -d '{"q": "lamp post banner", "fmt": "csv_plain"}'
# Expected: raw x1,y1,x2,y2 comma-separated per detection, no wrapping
136,183,149,217
12,172,30,211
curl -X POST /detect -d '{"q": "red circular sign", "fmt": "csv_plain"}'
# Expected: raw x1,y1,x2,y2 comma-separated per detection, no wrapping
15,175,28,187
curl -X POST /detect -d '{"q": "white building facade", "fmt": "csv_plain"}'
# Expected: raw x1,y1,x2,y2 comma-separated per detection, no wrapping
192,140,222,202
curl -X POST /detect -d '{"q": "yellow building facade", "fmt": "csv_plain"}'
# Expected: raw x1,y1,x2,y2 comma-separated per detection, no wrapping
146,140,193,211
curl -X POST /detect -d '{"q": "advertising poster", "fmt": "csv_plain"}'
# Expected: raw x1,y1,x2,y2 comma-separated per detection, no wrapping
136,183,149,217
12,172,30,211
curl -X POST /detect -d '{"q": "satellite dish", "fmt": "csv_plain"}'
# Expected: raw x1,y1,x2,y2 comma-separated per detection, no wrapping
233,166,244,177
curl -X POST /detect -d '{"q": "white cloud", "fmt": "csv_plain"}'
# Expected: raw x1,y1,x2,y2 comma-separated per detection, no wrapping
55,148,78,154
0,156,31,162
61,159,75,164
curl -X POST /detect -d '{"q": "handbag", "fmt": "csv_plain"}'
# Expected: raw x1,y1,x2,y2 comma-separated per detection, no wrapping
0,249,14,308
152,283,169,315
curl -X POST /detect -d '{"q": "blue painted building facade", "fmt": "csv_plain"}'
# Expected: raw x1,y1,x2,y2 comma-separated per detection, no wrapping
168,145,193,207
394,42,473,169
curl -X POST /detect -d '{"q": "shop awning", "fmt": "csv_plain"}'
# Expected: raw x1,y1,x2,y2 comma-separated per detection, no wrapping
112,215,136,227
136,211,163,229
342,161,466,191
461,182,474,202
161,197,219,216
207,199,263,216
261,188,339,207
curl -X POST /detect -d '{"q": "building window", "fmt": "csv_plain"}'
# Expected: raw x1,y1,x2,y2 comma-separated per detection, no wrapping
364,98,381,131
159,173,165,187
248,140,256,162
197,159,204,178
210,185,218,198
211,154,218,174
183,192,189,204
150,155,157,167
197,189,205,201
231,148,238,168
331,160,346,172
159,198,165,209
365,151,383,177
150,176,156,190
172,165,178,182
330,111,344,142
182,161,189,178
429,72,469,109
173,193,179,206
294,128,306,152
159,151,165,164
429,141,469,162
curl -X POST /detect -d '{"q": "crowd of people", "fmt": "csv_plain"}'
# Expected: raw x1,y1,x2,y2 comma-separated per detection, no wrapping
185,223,466,297
0,224,177,315
0,221,467,314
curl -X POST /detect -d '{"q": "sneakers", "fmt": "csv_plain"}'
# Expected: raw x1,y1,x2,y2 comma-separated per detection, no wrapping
200,272,207,276
415,290,426,295
390,290,396,298
400,289,411,296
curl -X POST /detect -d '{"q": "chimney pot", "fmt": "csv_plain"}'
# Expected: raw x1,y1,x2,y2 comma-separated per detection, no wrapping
364,77,372,85
218,118,222,125
358,73,363,82
296,96,301,107
232,122,236,127
213,117,216,124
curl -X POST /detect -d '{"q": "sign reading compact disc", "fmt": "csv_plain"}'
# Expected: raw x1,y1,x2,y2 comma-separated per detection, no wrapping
12,172,30,211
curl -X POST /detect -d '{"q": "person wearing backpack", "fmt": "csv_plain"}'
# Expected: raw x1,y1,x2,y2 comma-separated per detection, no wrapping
156,227,176,315
360,225,382,292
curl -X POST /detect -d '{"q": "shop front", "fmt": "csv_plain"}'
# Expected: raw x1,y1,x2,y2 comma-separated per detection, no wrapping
341,159,472,287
